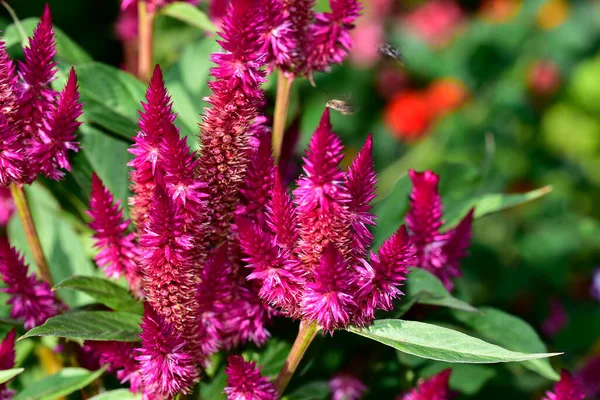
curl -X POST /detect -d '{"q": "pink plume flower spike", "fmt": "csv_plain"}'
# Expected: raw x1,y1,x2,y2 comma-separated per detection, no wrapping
355,225,415,327
137,304,199,398
301,244,357,334
238,216,303,315
260,0,296,71
224,355,279,400
267,167,299,251
329,373,366,400
0,329,16,399
86,341,142,393
196,0,269,252
236,135,276,226
0,40,18,120
439,208,474,291
280,0,315,75
345,134,377,260
0,239,61,329
88,173,142,296
305,0,362,78
543,371,586,400
138,174,202,363
293,109,352,270
128,66,176,228
400,369,452,400
32,67,83,181
0,113,23,187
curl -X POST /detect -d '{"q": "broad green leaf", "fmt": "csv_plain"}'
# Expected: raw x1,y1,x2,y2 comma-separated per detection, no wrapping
20,311,142,342
348,319,561,363
3,18,92,65
14,367,106,400
199,368,227,400
444,186,552,228
244,338,291,378
80,124,133,205
453,307,559,380
0,368,24,385
407,269,478,313
54,276,142,314
7,184,97,306
372,175,411,249
283,381,329,400
419,363,496,395
89,389,142,400
161,2,217,32
69,63,145,140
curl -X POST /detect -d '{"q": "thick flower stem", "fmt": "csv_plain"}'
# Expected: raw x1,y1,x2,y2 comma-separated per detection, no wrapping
275,320,319,394
9,183,54,286
137,1,155,82
272,70,294,163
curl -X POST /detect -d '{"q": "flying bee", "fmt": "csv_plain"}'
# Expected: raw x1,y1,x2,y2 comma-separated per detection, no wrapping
377,43,404,64
326,99,356,115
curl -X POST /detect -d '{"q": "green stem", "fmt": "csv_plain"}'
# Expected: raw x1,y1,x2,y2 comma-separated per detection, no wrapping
9,183,54,286
275,321,319,395
137,1,156,82
272,70,294,163
0,0,28,45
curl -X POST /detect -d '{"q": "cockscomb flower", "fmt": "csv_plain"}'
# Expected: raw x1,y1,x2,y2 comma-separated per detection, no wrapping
543,371,586,400
0,239,61,329
329,373,367,400
88,173,142,295
0,40,17,117
261,0,296,69
196,0,270,251
87,341,142,393
240,109,414,332
31,68,83,180
0,113,23,186
400,369,452,400
0,187,15,227
0,329,16,399
406,170,474,291
224,355,278,400
137,305,199,398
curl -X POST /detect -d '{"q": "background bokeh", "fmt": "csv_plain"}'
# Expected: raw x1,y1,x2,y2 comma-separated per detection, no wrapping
2,0,600,398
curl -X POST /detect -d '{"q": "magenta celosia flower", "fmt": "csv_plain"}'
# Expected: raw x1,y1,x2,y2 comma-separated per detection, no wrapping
279,0,315,75
0,239,61,329
138,176,201,362
87,341,142,393
543,371,586,400
31,68,83,180
302,245,357,333
267,168,299,251
329,373,366,400
88,173,142,295
137,304,199,398
0,329,16,399
224,355,278,400
0,187,15,227
577,355,600,399
400,369,452,400
0,113,22,187
406,170,474,291
305,0,361,76
261,0,295,70
0,39,17,117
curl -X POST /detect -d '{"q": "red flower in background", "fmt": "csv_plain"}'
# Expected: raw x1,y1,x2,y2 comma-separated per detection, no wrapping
426,78,468,116
528,61,561,96
384,91,433,141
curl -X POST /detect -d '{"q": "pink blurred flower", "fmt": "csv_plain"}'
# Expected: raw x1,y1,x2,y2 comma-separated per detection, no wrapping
542,371,585,400
0,329,16,399
350,21,383,68
541,297,569,338
329,373,366,400
403,0,464,48
0,187,14,227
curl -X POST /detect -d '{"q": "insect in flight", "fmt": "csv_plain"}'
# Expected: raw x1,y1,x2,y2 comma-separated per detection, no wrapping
326,99,356,115
377,43,405,64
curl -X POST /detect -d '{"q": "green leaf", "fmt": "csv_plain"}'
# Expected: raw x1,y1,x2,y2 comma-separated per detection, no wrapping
0,368,24,385
452,307,560,380
244,339,291,378
68,63,146,140
89,389,142,400
14,367,106,400
348,319,561,363
20,311,142,342
407,269,479,313
444,186,553,227
199,368,227,400
3,18,92,65
372,175,411,249
418,363,496,395
283,381,329,400
160,2,217,32
54,276,142,314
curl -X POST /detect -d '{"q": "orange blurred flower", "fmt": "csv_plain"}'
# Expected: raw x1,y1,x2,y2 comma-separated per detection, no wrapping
479,0,521,23
537,0,569,30
426,78,468,116
384,91,433,141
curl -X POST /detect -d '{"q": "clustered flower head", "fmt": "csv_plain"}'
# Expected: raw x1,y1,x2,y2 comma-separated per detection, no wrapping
399,369,452,400
86,341,143,393
239,109,417,333
406,170,474,291
542,371,586,400
224,355,278,400
0,5,83,186
0,239,61,329
0,329,16,399
329,373,367,400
